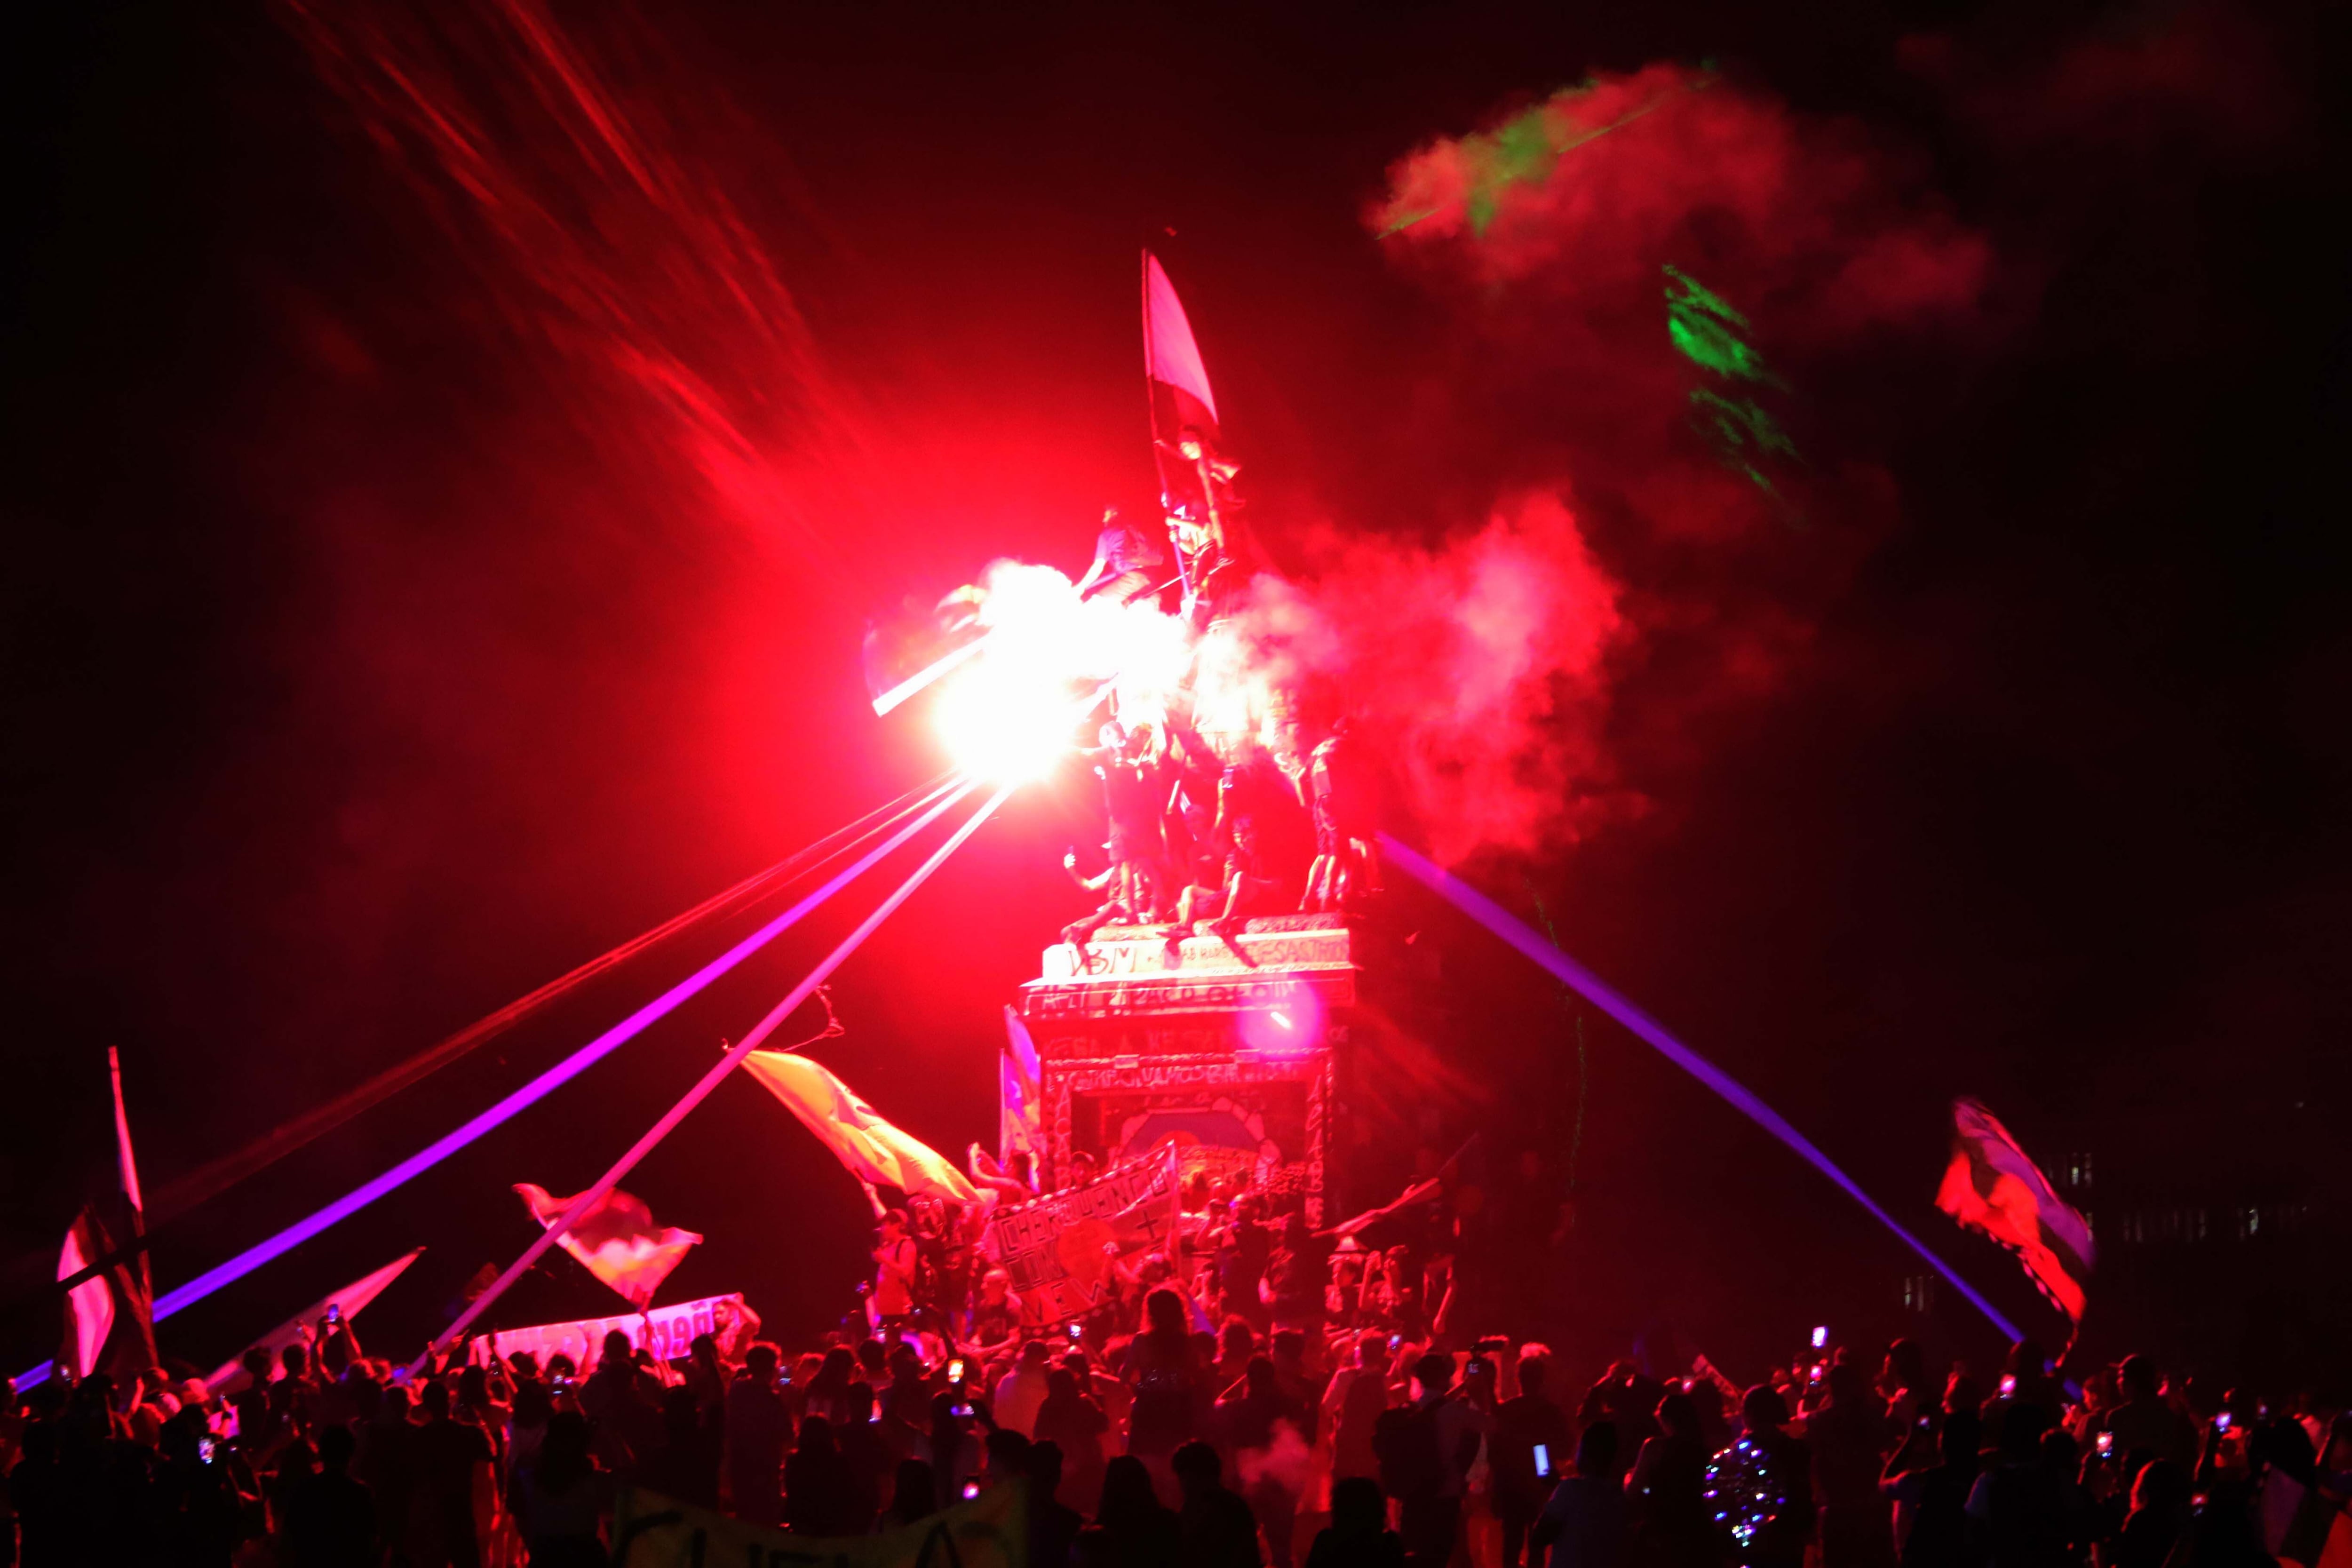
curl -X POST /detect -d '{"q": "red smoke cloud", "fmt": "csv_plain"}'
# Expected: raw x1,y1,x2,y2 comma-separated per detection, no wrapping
1225,497,1634,865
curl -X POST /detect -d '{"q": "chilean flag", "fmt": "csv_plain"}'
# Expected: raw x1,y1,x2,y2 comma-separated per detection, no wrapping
515,1184,701,1310
1934,1098,2094,1325
1000,1004,1042,1171
1144,252,1222,516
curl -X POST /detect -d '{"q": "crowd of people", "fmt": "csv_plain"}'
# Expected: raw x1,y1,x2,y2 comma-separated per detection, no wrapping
6,1283,2347,1568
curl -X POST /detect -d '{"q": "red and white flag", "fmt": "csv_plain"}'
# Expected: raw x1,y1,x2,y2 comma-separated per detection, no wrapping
1934,1098,2094,1324
1143,251,1223,516
57,1199,155,1383
59,1049,159,1384
515,1184,701,1310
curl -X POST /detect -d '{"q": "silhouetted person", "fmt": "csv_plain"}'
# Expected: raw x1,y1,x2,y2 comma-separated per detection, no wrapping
2110,1459,2190,1568
1324,1331,1393,1486
1307,1475,1405,1568
1035,1367,1111,1515
1533,1422,1628,1568
512,1410,605,1568
1812,1363,1895,1568
411,1377,493,1568
1965,1404,2068,1568
1883,1408,1980,1568
833,1383,891,1533
1379,1352,1483,1568
1733,1386,1812,1568
1129,1289,1205,1462
784,1416,855,1536
882,1457,941,1528
1496,1356,1574,1568
634,1385,721,1511
150,1406,246,1568
1029,1440,1085,1568
1216,1356,1308,1568
724,1344,787,1527
1175,1440,1263,1568
2101,1360,2196,1475
282,1422,376,1568
1627,1391,1715,1568
1089,1455,1180,1568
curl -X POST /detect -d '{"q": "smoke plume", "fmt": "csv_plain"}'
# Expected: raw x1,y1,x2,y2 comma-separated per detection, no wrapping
1232,61,2002,861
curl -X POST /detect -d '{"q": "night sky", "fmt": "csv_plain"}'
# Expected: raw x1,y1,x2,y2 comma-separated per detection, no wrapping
4,0,2346,1386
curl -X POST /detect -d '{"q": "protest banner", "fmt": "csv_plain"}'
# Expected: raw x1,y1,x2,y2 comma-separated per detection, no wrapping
612,1482,1025,1568
473,1292,751,1370
980,1141,1181,1328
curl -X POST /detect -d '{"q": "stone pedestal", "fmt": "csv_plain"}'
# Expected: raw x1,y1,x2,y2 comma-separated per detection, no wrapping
1019,913,1413,1227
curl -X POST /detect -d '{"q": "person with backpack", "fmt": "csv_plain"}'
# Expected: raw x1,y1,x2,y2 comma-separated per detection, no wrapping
1377,1352,1487,1568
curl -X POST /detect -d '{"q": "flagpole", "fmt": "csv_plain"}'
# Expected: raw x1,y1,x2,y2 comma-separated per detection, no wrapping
108,1047,152,1300
413,780,1015,1374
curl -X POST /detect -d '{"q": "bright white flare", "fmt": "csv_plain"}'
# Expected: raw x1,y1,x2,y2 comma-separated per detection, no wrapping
931,562,1201,779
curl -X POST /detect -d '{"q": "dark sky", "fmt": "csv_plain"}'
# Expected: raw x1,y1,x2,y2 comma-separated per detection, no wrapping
3,0,2345,1383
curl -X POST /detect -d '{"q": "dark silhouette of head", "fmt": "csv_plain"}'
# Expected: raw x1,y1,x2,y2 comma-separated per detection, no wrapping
1999,1404,2050,1464
318,1422,357,1471
1414,1352,1455,1401
1939,1409,1981,1465
1743,1385,1791,1434
1884,1339,1925,1393
1576,1420,1622,1479
1099,1455,1161,1527
1521,1358,1550,1399
890,1458,937,1520
1656,1390,1699,1441
1028,1438,1064,1502
1330,1475,1389,1535
1172,1439,1224,1497
1144,1288,1188,1340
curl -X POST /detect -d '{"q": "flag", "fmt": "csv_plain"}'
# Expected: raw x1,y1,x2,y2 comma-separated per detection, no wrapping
57,1198,155,1384
1317,1176,1444,1242
740,1050,979,1204
58,1048,159,1385
1316,1135,1475,1241
1000,1005,1041,1170
1935,1098,2094,1324
205,1247,425,1394
1143,251,1223,517
515,1184,701,1310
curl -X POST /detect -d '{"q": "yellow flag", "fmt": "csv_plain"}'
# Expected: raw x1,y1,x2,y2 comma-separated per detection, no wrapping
740,1050,980,1204
613,1482,1025,1568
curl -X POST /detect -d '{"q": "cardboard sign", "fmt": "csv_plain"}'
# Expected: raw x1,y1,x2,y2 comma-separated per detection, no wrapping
475,1293,748,1370
981,1143,1182,1327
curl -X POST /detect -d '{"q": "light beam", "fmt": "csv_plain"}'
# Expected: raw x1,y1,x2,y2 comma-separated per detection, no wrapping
1380,832,2024,1344
418,779,1017,1368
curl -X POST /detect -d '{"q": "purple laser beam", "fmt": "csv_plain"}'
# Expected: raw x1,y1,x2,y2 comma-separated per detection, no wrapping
1379,833,2023,1344
145,779,977,1324
16,777,974,1393
419,779,1017,1367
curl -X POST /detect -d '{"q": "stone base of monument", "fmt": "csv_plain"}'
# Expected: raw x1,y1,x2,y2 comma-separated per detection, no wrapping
1018,913,1436,1227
